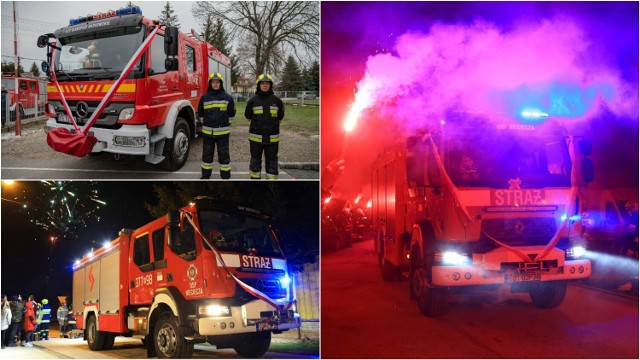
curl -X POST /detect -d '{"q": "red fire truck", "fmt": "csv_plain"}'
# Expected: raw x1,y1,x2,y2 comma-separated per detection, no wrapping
1,74,45,119
71,197,300,358
372,113,594,316
39,6,231,170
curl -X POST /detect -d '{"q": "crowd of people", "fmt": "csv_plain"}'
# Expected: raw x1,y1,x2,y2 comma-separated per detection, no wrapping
1,295,76,349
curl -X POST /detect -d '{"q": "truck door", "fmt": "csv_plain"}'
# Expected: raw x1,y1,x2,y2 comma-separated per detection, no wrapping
147,31,182,128
163,214,205,300
182,37,202,108
129,232,155,305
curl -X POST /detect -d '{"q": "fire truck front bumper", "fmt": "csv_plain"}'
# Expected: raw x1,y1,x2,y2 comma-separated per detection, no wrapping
431,247,591,287
45,119,150,155
196,300,301,336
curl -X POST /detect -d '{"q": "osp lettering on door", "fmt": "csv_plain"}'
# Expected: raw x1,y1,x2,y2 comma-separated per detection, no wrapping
492,189,545,206
242,255,272,269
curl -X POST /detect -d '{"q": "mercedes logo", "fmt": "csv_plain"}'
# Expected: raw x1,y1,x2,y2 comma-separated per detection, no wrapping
76,101,89,118
514,221,525,235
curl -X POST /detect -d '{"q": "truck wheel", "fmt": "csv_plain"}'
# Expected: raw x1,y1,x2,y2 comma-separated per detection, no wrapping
18,104,25,119
412,253,446,316
86,315,106,351
529,280,568,309
233,332,271,358
381,259,399,282
102,333,115,350
153,313,194,359
161,117,190,171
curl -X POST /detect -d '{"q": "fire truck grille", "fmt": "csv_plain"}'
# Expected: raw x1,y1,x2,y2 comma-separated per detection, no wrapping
480,218,556,246
239,278,287,301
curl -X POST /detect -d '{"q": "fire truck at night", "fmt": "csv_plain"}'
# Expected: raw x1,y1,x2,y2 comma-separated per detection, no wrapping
372,112,594,316
38,6,231,170
71,197,300,358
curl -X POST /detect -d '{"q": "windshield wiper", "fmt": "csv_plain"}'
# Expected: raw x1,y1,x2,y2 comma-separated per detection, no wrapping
88,67,121,80
55,68,78,81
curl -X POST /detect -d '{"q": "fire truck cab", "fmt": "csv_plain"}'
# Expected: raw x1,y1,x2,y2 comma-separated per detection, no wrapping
1,74,43,119
372,114,594,316
40,6,231,170
71,197,300,358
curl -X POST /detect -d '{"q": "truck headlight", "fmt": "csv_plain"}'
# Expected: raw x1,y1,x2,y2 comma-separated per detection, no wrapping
197,304,230,317
566,245,586,259
118,108,135,120
435,251,470,265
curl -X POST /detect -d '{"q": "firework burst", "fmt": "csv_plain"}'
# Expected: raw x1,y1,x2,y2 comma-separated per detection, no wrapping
18,181,106,239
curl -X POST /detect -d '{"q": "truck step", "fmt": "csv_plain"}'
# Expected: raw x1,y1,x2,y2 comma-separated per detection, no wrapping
150,133,166,144
145,153,165,164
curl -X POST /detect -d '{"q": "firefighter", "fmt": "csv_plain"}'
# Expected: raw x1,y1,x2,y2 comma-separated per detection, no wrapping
36,298,51,340
57,301,69,338
245,73,284,180
197,72,236,179
66,311,76,338
83,40,102,68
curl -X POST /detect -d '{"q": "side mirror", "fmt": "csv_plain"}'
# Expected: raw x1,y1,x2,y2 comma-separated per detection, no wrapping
164,58,178,72
41,61,49,75
581,159,594,183
37,34,49,48
579,140,592,156
164,26,179,56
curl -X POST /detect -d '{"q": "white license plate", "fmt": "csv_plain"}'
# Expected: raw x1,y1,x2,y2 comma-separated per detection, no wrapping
58,114,70,123
256,322,278,331
504,272,541,283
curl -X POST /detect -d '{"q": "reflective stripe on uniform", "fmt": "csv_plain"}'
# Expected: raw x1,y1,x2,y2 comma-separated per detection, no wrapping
201,162,214,170
203,126,230,136
266,174,278,180
270,134,280,143
219,164,231,172
250,172,261,179
252,106,263,115
270,106,278,117
203,100,229,111
249,133,263,142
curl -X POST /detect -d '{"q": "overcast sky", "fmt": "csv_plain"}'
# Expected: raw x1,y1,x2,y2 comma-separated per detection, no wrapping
1,1,202,68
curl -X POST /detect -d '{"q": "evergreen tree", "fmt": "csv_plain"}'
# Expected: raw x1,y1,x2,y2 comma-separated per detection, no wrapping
201,17,240,88
309,60,319,94
280,55,302,91
30,62,40,77
1,61,24,75
158,2,181,28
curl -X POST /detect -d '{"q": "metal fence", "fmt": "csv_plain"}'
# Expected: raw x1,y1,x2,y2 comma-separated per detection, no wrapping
1,92,45,127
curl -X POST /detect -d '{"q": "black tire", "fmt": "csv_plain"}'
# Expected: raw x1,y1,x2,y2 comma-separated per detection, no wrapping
412,252,446,317
529,280,568,309
381,259,399,282
86,315,106,351
233,332,271,358
102,333,115,350
18,104,25,119
161,117,191,171
153,313,194,359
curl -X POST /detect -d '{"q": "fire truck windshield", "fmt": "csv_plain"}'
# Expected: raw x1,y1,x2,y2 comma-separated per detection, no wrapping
54,25,144,80
444,128,572,189
1,79,15,91
198,211,284,258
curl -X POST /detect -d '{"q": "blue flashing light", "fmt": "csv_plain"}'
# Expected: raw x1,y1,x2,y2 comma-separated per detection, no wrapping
569,214,582,222
69,6,142,26
520,108,549,121
560,213,568,221
280,273,291,289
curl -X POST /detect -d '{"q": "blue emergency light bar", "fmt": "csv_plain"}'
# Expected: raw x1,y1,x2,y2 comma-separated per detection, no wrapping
520,108,549,121
69,6,142,26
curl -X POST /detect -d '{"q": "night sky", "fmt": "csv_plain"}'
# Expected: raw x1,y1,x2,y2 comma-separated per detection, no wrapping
1,181,319,306
321,1,639,199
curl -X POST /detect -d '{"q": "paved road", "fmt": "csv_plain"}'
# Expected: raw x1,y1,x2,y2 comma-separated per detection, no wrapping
322,239,639,358
3,330,316,359
1,159,318,180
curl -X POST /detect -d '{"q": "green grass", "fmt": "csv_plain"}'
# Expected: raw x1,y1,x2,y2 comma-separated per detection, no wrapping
232,102,319,135
269,339,320,356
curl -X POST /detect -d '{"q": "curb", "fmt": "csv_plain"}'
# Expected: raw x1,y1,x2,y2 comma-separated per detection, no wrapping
280,162,319,171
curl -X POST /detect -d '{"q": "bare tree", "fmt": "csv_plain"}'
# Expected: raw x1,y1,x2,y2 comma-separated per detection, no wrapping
191,1,319,77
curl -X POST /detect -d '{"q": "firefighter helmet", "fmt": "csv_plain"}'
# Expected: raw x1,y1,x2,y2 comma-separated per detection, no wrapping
208,72,224,84
256,73,274,85
42,298,48,305
625,200,639,214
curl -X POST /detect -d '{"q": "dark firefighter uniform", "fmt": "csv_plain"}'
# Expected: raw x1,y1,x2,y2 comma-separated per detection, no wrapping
197,72,236,179
36,299,51,340
245,74,284,180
